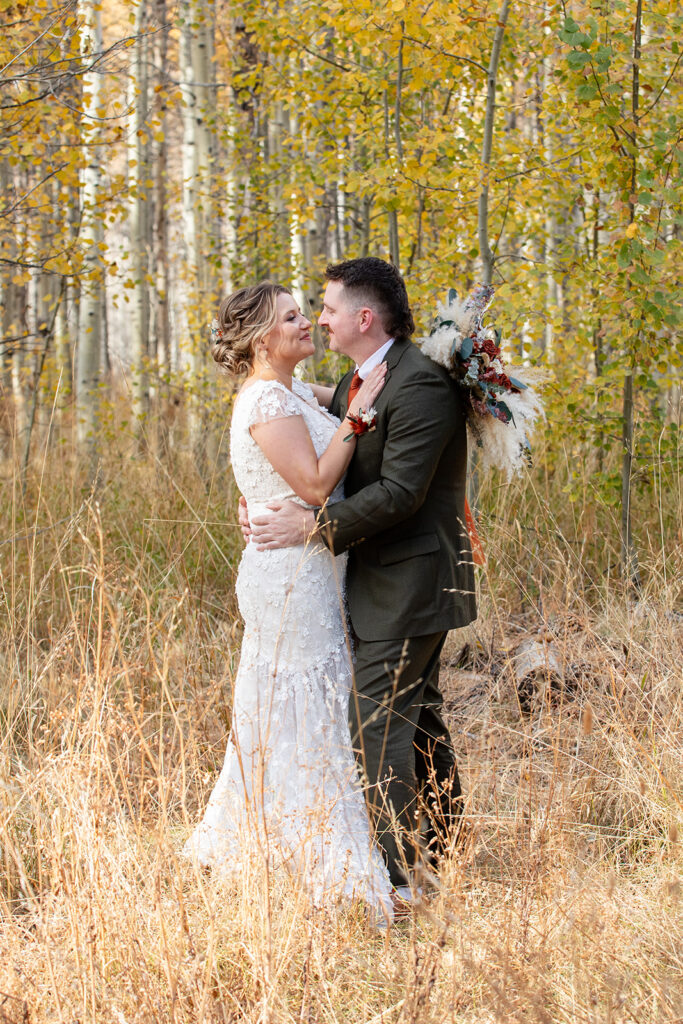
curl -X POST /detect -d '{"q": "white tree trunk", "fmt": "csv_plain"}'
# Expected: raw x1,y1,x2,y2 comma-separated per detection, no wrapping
541,14,557,356
290,211,306,312
128,0,150,425
0,160,26,447
334,161,346,260
76,0,104,447
151,0,171,373
268,99,288,276
179,0,199,377
179,0,219,459
54,287,72,397
288,112,306,310
224,110,238,292
11,332,26,444
192,0,217,288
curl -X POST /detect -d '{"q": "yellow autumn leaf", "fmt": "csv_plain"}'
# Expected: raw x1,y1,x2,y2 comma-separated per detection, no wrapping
625,222,638,238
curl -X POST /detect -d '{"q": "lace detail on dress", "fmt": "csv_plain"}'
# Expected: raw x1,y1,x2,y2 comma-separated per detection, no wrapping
291,378,317,405
244,379,303,427
183,377,392,919
183,642,391,912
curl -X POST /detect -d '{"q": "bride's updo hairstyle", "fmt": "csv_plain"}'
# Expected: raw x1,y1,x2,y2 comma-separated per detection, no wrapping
212,282,290,376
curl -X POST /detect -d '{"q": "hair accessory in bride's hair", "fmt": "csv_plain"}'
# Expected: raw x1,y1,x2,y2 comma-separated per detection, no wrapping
344,407,377,442
210,318,224,344
420,286,546,479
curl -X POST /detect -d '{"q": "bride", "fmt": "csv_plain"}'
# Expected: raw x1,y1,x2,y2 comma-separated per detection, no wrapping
183,282,393,920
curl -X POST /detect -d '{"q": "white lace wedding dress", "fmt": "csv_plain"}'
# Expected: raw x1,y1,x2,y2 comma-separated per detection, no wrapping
183,378,392,919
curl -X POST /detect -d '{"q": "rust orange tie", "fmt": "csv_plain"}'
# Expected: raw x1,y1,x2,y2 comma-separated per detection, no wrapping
347,370,362,407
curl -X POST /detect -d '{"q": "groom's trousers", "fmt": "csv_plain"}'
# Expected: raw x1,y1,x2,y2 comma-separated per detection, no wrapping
349,631,463,887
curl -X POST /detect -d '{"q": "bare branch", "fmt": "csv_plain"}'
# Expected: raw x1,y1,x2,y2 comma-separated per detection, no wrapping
403,34,487,74
641,51,683,119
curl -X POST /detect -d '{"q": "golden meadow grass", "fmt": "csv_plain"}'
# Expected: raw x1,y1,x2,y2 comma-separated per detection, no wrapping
0,417,681,1024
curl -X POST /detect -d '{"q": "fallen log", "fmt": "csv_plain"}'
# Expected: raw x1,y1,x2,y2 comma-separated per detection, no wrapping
511,635,565,711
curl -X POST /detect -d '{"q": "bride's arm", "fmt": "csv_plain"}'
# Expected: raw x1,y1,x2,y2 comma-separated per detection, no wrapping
250,417,351,506
308,383,336,409
250,365,385,506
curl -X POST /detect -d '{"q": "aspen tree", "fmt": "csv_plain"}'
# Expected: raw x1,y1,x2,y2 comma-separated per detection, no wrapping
53,17,81,400
76,0,105,448
151,0,171,374
0,161,17,406
179,0,199,379
0,158,27,444
128,0,151,428
289,106,307,315
179,0,218,373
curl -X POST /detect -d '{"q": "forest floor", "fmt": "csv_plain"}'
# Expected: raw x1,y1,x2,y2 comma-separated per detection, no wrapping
0,449,681,1023
1,603,680,1024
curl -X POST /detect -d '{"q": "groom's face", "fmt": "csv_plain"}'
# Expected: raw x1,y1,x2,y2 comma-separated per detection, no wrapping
318,280,362,358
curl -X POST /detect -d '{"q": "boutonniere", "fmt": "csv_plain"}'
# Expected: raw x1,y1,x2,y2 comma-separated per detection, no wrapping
344,407,377,442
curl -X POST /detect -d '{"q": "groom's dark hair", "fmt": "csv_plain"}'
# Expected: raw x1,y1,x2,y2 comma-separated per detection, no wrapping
325,257,415,342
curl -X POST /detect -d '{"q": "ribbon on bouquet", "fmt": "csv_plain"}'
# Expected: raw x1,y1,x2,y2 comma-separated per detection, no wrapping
464,497,486,567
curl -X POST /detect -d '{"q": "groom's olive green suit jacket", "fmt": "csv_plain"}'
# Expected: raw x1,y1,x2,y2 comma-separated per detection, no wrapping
320,337,477,642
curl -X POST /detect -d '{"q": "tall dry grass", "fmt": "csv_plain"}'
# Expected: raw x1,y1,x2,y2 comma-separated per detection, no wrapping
0,412,681,1024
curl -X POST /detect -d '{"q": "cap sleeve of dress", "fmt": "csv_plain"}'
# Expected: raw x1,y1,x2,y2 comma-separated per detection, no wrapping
245,380,302,428
292,379,315,403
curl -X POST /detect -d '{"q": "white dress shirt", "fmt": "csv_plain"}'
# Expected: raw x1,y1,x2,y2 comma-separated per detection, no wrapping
356,338,394,379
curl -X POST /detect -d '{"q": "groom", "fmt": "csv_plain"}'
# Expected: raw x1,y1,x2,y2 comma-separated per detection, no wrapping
249,257,477,895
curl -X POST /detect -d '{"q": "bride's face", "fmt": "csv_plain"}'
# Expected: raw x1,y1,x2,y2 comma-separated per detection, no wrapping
262,293,314,369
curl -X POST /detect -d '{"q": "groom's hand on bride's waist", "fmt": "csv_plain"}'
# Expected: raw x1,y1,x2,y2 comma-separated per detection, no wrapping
238,495,252,543
251,501,317,549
